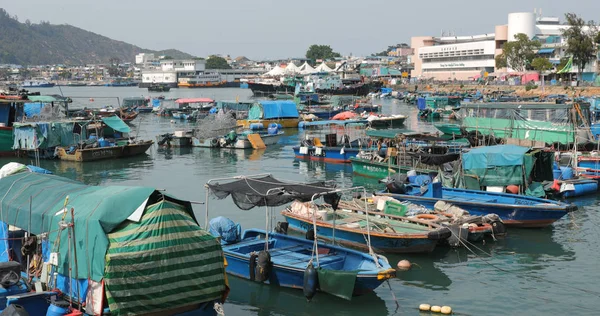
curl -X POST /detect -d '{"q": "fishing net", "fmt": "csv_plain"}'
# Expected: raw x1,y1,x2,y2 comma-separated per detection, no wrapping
194,111,238,140
207,175,335,210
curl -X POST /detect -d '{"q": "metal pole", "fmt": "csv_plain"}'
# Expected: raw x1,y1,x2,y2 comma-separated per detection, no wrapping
26,196,31,281
204,187,209,230
70,208,82,311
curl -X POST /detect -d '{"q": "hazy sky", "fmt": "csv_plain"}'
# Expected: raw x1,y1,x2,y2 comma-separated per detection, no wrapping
2,1,597,60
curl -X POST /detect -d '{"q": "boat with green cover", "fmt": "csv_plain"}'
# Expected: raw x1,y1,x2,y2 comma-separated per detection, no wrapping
456,102,593,146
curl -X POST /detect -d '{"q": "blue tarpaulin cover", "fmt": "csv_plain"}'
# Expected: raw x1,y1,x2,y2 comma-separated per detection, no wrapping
24,103,43,117
259,100,299,119
463,145,530,169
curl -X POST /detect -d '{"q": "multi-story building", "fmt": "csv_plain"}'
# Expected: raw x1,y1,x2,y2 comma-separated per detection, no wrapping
410,11,599,81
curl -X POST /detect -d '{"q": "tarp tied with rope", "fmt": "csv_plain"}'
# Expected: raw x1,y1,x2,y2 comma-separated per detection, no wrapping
207,175,336,210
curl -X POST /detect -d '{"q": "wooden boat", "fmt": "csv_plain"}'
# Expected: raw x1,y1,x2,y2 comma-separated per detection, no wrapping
147,84,171,92
56,140,154,162
379,182,576,228
282,200,451,253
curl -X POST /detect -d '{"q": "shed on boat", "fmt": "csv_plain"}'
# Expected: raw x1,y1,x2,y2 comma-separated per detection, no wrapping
238,100,300,128
0,171,228,315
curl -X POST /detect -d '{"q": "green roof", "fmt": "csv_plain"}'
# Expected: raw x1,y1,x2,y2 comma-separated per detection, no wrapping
102,115,131,133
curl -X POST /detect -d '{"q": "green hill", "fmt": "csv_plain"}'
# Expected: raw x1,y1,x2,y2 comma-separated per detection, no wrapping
0,9,194,65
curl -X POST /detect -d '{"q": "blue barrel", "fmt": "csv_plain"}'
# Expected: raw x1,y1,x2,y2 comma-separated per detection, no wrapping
277,124,283,129
267,126,278,135
249,123,263,130
46,303,68,316
89,134,97,141
559,167,573,180
553,169,562,180
298,121,306,129
268,123,277,128
563,181,598,198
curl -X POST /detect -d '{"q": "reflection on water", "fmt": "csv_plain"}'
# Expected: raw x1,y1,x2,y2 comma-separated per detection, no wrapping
225,275,390,316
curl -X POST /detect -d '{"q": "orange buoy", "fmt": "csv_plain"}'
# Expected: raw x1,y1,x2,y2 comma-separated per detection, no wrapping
397,260,412,271
416,214,439,221
506,185,519,194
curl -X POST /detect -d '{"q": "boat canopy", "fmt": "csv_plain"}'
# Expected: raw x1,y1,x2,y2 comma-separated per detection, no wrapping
102,115,131,133
462,145,554,186
207,175,335,210
176,98,214,104
0,171,227,314
248,101,299,120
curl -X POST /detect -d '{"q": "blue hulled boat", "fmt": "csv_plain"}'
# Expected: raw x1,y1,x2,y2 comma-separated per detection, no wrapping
379,182,576,228
222,229,395,296
293,145,361,163
205,175,395,300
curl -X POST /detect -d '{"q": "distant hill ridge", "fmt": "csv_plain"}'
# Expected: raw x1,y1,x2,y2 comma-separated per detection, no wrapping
0,8,193,65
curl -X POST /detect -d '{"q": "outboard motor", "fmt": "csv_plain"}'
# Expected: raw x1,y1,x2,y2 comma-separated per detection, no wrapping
274,222,289,235
157,133,173,147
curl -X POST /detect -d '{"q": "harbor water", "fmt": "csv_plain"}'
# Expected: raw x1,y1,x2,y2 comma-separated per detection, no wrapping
5,86,600,315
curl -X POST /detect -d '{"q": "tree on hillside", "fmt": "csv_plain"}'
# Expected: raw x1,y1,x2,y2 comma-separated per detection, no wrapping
205,55,231,69
107,57,124,77
58,70,72,80
305,45,341,62
496,33,540,72
561,13,598,82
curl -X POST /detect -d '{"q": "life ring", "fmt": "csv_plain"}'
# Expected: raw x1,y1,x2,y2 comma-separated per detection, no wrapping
416,214,439,221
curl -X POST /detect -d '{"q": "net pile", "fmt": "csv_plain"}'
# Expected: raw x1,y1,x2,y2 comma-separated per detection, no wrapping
207,175,336,210
194,111,238,140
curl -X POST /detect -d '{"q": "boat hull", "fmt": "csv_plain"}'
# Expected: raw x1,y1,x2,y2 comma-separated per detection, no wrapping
56,141,154,162
351,157,427,179
237,119,299,129
283,214,439,253
368,117,407,129
380,187,575,228
194,133,283,149
0,127,15,157
293,146,360,163
222,230,393,296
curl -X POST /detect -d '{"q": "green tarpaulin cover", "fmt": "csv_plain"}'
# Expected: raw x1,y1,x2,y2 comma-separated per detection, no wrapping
105,200,226,315
102,116,131,133
463,145,533,186
0,172,155,281
317,268,358,301
27,95,59,103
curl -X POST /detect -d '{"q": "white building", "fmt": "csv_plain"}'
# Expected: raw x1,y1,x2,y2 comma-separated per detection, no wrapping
140,59,206,87
135,53,158,67
411,11,599,81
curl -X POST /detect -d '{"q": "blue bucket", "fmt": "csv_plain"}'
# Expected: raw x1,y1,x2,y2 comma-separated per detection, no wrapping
559,167,574,180
46,303,68,316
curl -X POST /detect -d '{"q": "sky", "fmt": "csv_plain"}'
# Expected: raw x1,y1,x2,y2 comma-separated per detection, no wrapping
1,0,598,60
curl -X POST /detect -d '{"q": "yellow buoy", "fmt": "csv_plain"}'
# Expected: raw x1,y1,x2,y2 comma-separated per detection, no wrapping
431,305,442,313
419,304,431,311
441,306,452,314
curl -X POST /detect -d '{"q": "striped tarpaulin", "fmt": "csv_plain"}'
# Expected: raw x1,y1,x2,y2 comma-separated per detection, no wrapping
104,200,226,315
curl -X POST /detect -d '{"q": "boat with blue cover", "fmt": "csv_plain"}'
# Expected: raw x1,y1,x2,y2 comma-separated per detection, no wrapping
379,181,576,228
205,175,395,300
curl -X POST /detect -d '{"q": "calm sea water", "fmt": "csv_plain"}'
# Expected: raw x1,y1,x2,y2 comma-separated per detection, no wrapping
4,86,600,315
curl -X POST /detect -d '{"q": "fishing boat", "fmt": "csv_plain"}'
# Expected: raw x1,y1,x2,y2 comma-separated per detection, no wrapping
455,102,595,149
147,84,171,92
380,181,576,228
0,170,228,315
21,79,55,88
282,200,451,253
205,175,395,300
56,140,154,161
194,130,284,149
122,97,152,113
54,116,154,162
237,100,300,128
366,114,407,129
